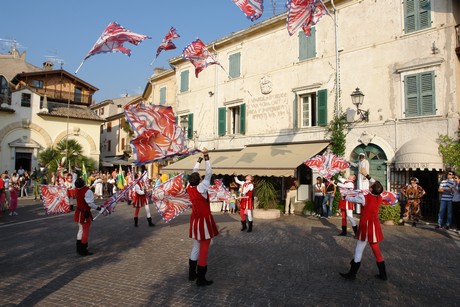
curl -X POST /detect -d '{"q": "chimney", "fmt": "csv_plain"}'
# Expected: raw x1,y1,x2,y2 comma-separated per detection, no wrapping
43,61,54,70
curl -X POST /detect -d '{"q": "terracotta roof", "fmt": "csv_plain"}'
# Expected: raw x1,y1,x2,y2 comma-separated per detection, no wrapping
38,101,105,122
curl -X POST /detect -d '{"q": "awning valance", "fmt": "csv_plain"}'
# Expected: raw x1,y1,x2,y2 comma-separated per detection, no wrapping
394,138,443,170
162,141,329,177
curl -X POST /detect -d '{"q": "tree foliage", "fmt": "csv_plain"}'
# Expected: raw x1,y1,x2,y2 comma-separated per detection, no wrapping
254,177,278,210
326,114,347,157
38,139,97,174
438,133,460,171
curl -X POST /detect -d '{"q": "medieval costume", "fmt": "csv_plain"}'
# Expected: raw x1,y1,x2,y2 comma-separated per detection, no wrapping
337,176,357,236
74,178,100,256
234,175,254,232
340,180,388,281
132,174,155,227
187,151,219,286
400,177,426,226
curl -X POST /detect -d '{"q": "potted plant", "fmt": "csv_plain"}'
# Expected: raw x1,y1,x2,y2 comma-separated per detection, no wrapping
378,202,401,225
302,200,315,216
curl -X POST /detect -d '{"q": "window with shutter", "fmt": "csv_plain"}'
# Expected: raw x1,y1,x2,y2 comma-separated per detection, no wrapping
240,103,246,134
229,52,241,79
218,107,226,136
180,70,189,92
317,89,327,126
298,28,316,61
159,87,166,105
187,114,194,139
404,0,431,33
404,71,435,117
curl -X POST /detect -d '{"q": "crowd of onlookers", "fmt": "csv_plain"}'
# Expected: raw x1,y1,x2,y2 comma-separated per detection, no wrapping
0,166,33,216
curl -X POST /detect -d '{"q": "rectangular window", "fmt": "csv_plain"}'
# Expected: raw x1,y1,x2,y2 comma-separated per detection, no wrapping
219,104,246,136
107,140,111,152
121,138,125,150
405,0,431,33
100,108,104,115
229,52,241,79
404,71,435,117
180,70,189,93
159,86,167,105
294,89,327,128
74,87,82,102
107,122,112,132
100,124,103,134
179,114,194,139
21,93,31,107
33,80,43,88
298,27,316,61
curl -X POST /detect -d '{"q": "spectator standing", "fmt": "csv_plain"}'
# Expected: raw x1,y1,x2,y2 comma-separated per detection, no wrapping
322,178,336,218
312,176,324,217
284,177,298,216
8,183,19,216
453,175,460,232
19,174,28,198
3,171,11,209
436,171,456,230
17,166,25,177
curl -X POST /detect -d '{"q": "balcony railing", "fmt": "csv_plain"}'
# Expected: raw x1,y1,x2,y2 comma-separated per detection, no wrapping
32,87,92,104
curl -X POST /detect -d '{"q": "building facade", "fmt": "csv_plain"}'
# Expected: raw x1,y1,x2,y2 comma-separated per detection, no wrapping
162,0,460,211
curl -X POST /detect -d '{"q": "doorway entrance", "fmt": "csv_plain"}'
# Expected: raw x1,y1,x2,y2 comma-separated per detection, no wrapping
350,144,388,189
15,152,32,173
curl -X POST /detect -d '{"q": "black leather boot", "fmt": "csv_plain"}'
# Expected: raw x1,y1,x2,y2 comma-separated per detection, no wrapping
81,242,93,256
134,217,139,227
247,221,253,232
147,217,155,227
340,259,360,280
196,265,213,286
189,259,197,281
241,220,247,231
375,261,387,280
338,226,347,236
76,240,84,256
352,225,358,236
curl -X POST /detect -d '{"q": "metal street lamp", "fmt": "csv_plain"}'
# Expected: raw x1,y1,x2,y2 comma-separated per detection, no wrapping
350,87,368,122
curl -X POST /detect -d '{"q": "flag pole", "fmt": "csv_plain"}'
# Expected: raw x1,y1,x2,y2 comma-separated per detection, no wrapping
75,60,85,74
149,57,157,66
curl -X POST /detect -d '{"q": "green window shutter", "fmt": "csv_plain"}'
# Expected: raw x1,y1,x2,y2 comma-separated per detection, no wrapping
180,70,189,92
405,74,419,117
317,89,327,126
418,0,431,30
229,52,241,79
293,95,298,128
159,87,166,105
306,27,316,59
187,113,194,139
420,71,435,116
218,107,226,136
298,31,308,60
240,103,246,135
405,0,416,33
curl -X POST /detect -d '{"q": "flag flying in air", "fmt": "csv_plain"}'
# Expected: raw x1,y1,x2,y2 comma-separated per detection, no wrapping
117,164,126,189
232,0,264,21
154,27,180,60
304,151,350,180
182,38,223,77
82,162,89,185
40,185,71,215
286,0,329,36
124,102,198,165
150,173,192,223
208,179,232,202
75,22,150,73
93,171,147,220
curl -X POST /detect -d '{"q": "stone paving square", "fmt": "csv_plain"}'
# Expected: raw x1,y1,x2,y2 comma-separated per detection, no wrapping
0,198,459,306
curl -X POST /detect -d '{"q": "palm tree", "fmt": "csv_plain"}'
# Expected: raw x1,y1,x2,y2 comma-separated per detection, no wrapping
38,139,97,174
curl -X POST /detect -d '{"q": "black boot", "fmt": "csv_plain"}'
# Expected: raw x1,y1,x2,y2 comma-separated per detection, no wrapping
134,217,139,227
338,226,347,236
70,204,74,211
189,259,197,281
147,217,155,227
76,240,84,256
352,225,358,236
196,265,213,286
241,220,247,231
80,242,93,256
375,261,388,280
247,221,253,232
340,259,361,280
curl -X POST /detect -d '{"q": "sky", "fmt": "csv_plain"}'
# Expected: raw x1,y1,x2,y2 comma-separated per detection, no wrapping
0,0,287,103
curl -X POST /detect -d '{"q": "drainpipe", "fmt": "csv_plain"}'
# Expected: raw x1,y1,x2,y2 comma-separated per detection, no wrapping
330,0,340,117
212,44,218,150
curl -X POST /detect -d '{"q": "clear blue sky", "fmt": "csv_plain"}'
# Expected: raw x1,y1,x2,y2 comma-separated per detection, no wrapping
1,1,285,102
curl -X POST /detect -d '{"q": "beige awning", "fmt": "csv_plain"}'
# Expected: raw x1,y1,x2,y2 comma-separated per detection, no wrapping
394,138,443,170
162,141,329,177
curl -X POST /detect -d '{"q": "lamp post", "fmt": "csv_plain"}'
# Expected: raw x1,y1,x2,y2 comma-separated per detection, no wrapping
350,88,368,122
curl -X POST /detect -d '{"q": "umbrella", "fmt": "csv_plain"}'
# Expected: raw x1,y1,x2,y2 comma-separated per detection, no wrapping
304,151,350,179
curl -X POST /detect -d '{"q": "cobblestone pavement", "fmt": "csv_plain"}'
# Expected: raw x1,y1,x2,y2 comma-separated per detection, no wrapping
0,197,459,306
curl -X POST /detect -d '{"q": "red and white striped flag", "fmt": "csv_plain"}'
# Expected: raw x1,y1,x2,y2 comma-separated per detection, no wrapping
232,0,264,21
155,27,180,59
286,0,329,36
182,38,223,77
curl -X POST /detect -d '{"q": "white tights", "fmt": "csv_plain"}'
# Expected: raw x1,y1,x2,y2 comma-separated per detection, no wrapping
353,240,367,263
